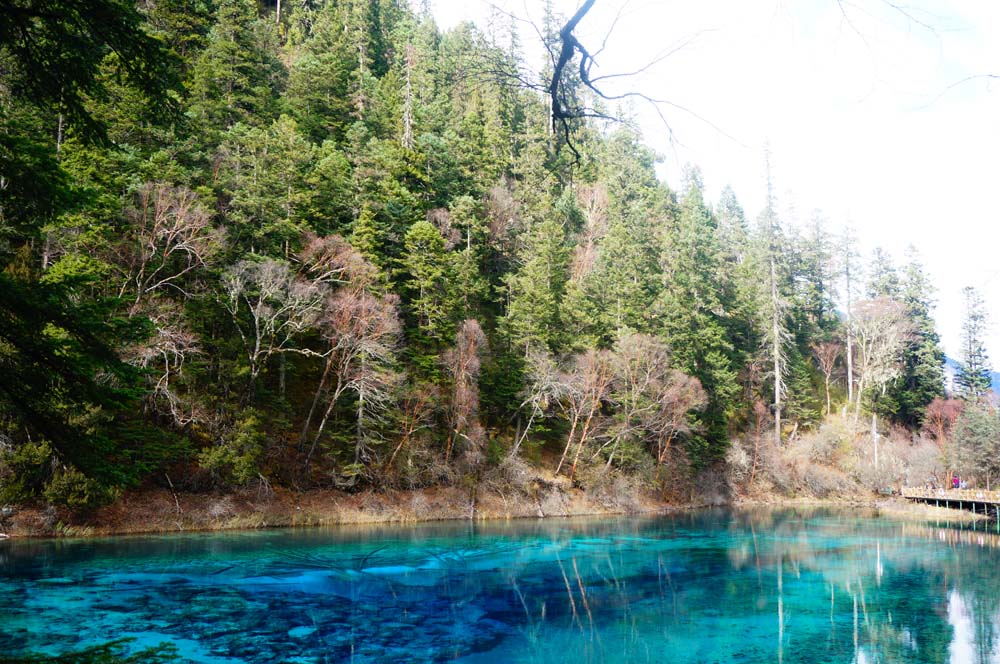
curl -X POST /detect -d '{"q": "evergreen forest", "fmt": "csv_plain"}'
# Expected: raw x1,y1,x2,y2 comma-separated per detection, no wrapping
2,0,982,511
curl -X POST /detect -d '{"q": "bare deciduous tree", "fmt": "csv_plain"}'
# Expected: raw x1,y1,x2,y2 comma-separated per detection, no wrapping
810,341,841,416
299,232,377,288
650,370,706,467
510,350,569,460
923,397,964,447
427,208,462,251
119,183,223,313
569,184,609,282
443,319,489,465
603,333,705,468
556,349,615,481
223,259,326,399
303,288,402,478
384,383,438,476
485,178,522,260
126,302,203,427
348,340,402,485
852,297,914,420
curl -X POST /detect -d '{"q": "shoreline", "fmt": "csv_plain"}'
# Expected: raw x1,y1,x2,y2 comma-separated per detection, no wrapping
1,487,989,540
0,483,692,539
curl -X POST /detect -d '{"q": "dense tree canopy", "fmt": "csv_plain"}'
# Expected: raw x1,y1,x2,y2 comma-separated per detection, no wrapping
0,0,949,506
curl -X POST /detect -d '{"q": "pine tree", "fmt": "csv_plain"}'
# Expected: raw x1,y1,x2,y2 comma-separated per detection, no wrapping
796,212,836,333
656,166,738,462
350,205,387,268
0,0,187,499
956,286,992,400
400,220,456,357
716,186,750,262
503,216,569,355
447,196,489,320
950,403,1000,488
716,186,761,402
886,248,944,425
189,0,286,133
284,2,361,142
866,247,901,299
839,225,862,407
0,0,181,141
218,115,315,255
303,141,355,235
754,152,791,446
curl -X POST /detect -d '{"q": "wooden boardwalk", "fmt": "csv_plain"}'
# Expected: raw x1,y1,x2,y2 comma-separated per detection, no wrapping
901,487,1000,520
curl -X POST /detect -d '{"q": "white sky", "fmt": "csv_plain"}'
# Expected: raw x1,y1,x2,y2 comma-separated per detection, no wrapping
431,0,1000,362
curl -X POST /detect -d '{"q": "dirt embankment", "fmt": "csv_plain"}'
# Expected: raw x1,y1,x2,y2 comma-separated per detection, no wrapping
6,447,985,539
4,486,987,539
0,472,704,538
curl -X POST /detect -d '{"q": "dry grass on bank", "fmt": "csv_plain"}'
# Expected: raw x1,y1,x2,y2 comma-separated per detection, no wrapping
1,414,972,539
726,412,945,504
0,459,681,538
873,498,991,523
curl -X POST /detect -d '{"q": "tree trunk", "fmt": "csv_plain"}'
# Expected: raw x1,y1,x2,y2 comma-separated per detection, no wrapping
279,353,286,401
824,375,831,417
853,376,864,428
555,411,581,475
308,375,346,464
569,407,597,481
657,433,674,466
771,256,782,447
56,113,64,157
846,329,854,405
845,247,854,405
354,356,367,467
872,412,878,472
301,353,334,443
402,43,414,149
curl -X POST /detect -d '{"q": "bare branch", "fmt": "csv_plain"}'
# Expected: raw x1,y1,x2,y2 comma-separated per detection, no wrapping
117,183,223,314
877,0,937,32
917,74,1000,110
590,0,632,61
588,31,711,86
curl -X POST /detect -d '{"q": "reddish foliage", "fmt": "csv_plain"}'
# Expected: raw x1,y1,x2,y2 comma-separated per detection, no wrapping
443,319,489,466
924,397,964,445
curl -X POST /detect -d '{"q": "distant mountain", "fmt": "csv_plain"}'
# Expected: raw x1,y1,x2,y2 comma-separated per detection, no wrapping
943,356,1000,394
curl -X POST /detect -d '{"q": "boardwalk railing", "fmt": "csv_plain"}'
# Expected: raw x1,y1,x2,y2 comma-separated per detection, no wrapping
901,487,1000,528
901,487,1000,503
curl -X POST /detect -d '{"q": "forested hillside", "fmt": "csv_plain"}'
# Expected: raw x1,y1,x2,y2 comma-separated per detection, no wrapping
0,0,952,509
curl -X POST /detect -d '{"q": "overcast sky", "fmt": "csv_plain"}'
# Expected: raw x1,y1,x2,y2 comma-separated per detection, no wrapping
432,0,1000,363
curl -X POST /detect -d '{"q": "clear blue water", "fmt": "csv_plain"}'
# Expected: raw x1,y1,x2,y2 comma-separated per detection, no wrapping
2,508,1000,663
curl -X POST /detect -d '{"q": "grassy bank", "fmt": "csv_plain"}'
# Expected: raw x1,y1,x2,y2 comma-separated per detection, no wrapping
0,468,688,538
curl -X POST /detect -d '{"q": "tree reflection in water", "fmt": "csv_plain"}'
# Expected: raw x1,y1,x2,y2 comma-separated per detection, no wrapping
1,509,1000,662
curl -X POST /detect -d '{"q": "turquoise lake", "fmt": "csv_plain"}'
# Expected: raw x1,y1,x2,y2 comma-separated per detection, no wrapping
2,508,1000,662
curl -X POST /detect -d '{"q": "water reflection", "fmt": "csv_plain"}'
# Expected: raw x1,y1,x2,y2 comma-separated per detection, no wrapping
1,509,999,662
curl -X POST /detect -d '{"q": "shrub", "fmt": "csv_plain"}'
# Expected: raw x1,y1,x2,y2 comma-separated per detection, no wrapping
197,409,266,486
43,465,120,510
725,439,752,489
805,419,851,465
0,439,53,503
801,465,852,497
579,465,645,513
